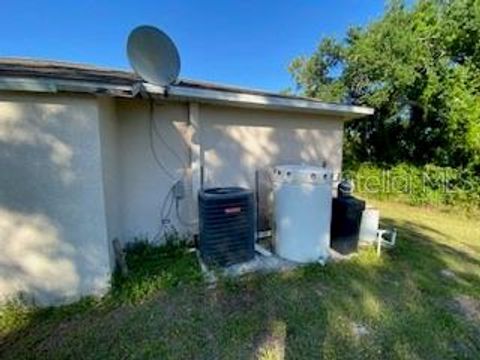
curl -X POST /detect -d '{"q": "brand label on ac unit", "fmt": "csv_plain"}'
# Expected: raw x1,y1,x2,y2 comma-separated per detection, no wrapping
225,207,242,214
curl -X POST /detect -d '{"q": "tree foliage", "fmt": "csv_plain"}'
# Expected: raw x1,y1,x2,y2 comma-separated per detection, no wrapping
289,0,480,171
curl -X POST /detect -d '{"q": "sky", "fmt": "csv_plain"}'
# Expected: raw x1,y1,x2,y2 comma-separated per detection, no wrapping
0,1,388,92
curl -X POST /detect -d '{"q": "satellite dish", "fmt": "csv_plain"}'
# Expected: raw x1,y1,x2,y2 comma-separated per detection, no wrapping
127,25,181,86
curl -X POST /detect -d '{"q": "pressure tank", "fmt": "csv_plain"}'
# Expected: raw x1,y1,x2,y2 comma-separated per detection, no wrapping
330,193,366,255
272,165,333,263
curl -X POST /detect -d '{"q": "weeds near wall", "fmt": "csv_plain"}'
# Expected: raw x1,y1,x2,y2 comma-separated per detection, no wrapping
112,238,201,304
0,236,201,341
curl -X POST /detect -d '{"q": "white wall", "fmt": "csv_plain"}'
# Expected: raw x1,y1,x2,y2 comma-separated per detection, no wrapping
97,97,119,268
0,92,112,306
199,104,344,229
113,101,344,240
200,105,344,187
115,99,192,244
0,92,346,306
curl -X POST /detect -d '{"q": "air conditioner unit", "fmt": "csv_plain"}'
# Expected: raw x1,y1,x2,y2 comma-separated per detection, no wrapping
198,187,255,266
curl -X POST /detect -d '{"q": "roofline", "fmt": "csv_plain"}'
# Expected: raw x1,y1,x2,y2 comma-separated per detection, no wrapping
144,83,373,118
0,76,133,96
0,75,374,119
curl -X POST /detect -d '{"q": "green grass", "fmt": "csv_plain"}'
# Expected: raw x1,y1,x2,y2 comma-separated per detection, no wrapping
1,201,480,359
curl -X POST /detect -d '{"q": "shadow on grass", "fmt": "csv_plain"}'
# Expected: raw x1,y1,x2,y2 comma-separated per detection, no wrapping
1,220,480,359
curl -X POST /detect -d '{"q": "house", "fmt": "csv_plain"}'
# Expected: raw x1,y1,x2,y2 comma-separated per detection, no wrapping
0,58,373,306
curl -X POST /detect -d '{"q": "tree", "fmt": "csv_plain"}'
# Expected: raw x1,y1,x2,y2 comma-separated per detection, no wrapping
289,0,480,171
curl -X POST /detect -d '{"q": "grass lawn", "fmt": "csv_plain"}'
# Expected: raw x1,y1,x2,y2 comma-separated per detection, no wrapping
1,200,480,359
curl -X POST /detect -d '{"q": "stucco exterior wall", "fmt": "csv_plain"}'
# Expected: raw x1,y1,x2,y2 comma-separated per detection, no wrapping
200,104,343,186
110,100,344,241
0,92,112,305
199,104,344,230
0,92,346,306
115,99,192,244
98,97,119,268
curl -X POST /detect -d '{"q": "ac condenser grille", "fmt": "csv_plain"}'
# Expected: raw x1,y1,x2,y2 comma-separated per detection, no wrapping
198,187,255,266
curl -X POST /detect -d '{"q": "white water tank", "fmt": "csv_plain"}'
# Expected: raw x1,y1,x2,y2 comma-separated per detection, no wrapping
272,165,333,263
359,207,380,244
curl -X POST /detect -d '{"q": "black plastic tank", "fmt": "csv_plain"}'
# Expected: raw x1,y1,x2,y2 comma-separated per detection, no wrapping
330,182,365,255
198,187,255,266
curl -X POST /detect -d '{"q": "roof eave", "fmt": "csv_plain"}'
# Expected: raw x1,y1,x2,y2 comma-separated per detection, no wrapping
144,83,374,119
0,76,374,119
0,76,133,97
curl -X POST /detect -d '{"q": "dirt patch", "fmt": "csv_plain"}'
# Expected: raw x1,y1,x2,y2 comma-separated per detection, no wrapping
453,295,480,323
351,322,370,339
254,320,287,360
440,269,459,280
35,304,136,355
313,283,330,297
